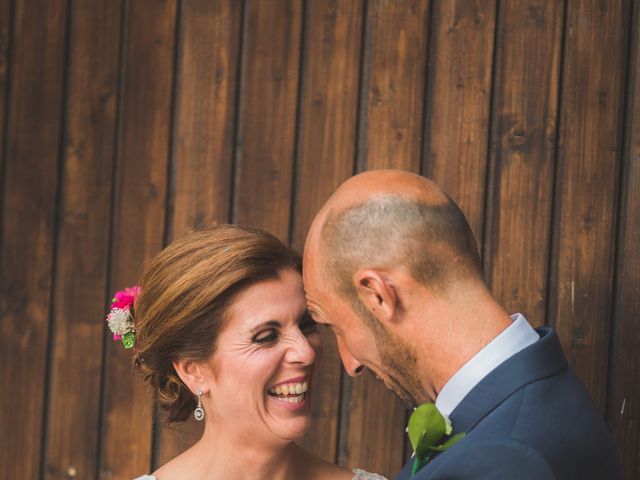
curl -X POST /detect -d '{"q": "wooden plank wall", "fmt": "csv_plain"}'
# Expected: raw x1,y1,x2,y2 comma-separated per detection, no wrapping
0,1,637,479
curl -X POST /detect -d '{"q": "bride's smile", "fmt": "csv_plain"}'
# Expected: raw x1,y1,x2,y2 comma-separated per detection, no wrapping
267,376,310,407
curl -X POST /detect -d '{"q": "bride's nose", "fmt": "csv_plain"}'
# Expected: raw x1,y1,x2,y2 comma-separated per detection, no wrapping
285,330,317,365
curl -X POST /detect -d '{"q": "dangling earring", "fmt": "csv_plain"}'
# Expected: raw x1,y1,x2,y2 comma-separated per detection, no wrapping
194,389,205,421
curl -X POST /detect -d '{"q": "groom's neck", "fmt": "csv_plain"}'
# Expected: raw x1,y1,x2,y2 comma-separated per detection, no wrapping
410,283,512,402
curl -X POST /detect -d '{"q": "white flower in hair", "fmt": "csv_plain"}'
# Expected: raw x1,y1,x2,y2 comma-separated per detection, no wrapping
107,307,134,336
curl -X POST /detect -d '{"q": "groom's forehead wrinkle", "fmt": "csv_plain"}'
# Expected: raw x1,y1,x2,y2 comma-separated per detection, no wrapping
306,306,321,322
303,296,325,323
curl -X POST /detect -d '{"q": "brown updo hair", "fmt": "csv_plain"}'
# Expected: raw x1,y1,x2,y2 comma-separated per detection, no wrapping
133,224,301,422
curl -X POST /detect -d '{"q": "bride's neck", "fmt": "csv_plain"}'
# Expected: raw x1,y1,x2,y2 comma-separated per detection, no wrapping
183,421,302,480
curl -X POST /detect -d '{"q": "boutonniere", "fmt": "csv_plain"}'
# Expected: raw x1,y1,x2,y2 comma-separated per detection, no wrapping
407,403,465,476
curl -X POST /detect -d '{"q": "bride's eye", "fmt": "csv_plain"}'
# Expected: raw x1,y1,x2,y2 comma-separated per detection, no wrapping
253,329,279,345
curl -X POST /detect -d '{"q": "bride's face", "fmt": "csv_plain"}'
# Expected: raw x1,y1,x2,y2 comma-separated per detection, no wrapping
205,268,321,443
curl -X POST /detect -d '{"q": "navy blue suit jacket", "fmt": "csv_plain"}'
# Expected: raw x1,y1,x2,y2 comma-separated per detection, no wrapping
397,328,620,479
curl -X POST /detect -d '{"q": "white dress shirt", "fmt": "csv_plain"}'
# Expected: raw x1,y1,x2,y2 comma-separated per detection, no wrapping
435,313,539,417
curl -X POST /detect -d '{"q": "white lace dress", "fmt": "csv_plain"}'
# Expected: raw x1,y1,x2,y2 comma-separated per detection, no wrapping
352,469,389,479
135,470,387,479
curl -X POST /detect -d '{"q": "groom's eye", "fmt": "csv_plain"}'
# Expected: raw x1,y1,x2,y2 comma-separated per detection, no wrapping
299,315,318,335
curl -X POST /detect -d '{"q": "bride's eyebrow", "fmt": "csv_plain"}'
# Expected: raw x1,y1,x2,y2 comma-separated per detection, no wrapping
250,320,281,332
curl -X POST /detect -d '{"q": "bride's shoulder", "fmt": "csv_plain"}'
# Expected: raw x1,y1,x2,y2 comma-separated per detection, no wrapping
139,444,193,480
295,446,386,480
294,446,351,479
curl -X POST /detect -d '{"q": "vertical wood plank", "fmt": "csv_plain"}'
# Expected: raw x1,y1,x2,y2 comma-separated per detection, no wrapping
43,1,123,479
292,0,364,463
349,1,431,476
234,0,302,241
423,0,496,243
0,0,11,178
166,0,242,241
0,0,67,478
155,0,242,466
359,0,430,172
484,0,564,326
550,0,629,411
99,1,177,478
607,1,640,477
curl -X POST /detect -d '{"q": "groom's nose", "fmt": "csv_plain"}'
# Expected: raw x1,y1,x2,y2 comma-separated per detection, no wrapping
337,336,364,377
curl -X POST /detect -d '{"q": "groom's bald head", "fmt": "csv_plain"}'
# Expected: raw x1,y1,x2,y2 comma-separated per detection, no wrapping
304,170,482,301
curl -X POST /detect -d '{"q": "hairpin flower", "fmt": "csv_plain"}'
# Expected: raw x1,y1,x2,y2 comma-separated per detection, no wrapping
105,286,141,349
407,403,466,476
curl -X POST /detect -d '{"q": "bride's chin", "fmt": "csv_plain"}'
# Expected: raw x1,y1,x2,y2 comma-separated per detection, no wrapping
265,398,312,438
287,417,311,438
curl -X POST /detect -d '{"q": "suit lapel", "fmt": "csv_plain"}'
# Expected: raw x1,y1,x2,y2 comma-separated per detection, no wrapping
448,327,567,435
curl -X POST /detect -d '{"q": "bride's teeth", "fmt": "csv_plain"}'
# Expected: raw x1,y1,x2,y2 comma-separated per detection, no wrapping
269,381,309,397
284,395,304,403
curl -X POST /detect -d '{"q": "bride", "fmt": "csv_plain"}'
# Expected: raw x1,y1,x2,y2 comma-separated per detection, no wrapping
105,225,386,480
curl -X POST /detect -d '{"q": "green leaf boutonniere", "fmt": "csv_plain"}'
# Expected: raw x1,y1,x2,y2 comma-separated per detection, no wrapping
407,403,465,476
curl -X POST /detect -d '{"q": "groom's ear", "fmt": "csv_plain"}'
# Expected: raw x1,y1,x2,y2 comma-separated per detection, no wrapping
353,269,398,324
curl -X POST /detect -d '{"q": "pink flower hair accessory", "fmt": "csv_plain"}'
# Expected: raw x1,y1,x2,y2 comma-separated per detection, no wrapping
105,285,141,349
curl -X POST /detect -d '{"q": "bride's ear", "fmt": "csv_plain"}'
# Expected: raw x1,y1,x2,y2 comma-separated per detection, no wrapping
353,269,398,324
173,358,209,394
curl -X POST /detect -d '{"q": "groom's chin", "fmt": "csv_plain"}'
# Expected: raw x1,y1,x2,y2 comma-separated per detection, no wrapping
371,370,418,407
390,384,418,408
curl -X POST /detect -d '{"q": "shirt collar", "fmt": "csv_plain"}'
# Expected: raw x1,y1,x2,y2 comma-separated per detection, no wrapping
435,313,539,417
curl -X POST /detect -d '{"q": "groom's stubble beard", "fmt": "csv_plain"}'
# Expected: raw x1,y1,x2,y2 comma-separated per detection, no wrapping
352,300,424,407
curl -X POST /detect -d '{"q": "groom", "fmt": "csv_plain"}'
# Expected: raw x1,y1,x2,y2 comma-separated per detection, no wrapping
303,170,620,479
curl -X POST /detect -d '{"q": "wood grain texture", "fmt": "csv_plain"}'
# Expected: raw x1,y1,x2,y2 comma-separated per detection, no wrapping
1,2,638,476
291,0,363,252
99,1,177,478
423,0,496,243
484,0,564,326
550,0,629,411
154,0,242,466
607,1,640,476
233,0,302,241
292,0,364,463
43,1,123,479
359,0,430,172
0,0,67,478
346,372,407,477
166,0,242,242
0,0,11,182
